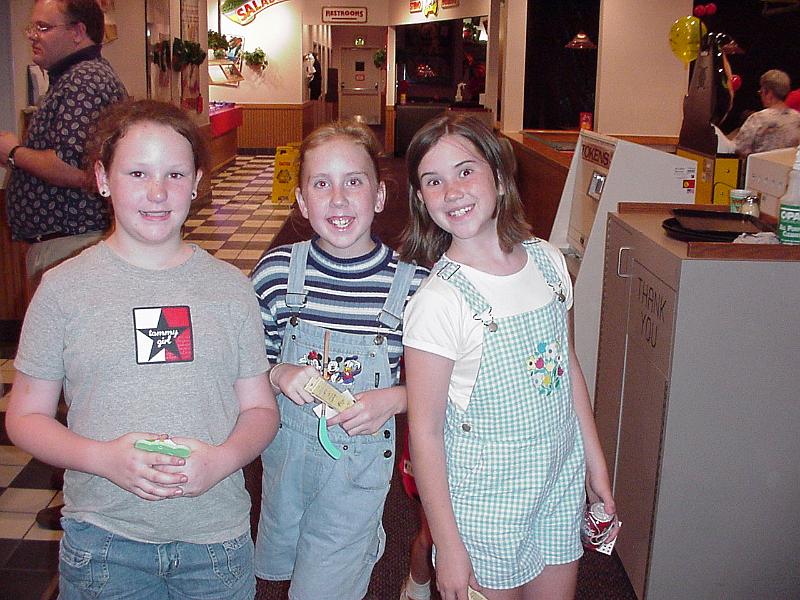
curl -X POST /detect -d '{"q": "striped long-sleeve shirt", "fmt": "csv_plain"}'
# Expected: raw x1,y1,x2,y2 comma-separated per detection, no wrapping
251,237,429,383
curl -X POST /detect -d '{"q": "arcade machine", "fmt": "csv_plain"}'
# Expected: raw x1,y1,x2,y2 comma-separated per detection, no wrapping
676,31,742,205
549,130,697,403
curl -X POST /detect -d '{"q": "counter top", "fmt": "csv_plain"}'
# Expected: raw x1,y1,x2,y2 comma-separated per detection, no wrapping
208,105,242,138
616,202,800,261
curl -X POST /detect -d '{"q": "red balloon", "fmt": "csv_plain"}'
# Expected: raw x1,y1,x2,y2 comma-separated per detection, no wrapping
730,74,742,91
694,5,706,17
705,3,717,15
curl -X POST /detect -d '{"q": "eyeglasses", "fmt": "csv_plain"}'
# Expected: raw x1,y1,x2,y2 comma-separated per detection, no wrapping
24,22,76,38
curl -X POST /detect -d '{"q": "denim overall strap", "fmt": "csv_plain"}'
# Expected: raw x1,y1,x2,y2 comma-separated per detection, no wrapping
285,240,311,310
377,260,417,330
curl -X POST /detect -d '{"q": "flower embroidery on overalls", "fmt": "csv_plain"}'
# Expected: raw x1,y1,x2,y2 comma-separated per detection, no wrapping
527,341,564,395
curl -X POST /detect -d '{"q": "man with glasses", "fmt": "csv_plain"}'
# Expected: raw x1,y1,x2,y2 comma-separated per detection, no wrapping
0,0,127,531
0,0,127,287
732,69,800,157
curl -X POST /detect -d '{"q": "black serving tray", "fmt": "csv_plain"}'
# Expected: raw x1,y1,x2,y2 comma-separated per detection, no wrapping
662,209,774,242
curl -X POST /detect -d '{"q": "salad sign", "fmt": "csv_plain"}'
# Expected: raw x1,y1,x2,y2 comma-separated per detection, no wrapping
221,0,289,26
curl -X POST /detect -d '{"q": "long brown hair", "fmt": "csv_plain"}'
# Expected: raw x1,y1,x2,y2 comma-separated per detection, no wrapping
401,113,530,266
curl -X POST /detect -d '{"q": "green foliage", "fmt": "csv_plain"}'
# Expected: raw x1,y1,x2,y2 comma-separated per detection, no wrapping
221,0,247,12
208,29,229,51
172,38,206,71
242,47,267,68
373,48,387,69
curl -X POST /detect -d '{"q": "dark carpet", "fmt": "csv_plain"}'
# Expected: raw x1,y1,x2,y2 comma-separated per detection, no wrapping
248,145,638,599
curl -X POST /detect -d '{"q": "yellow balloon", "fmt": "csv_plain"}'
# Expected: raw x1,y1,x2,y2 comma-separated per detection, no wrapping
668,16,707,65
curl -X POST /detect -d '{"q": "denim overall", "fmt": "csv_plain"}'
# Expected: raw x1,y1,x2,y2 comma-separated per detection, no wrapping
255,241,416,600
434,240,585,589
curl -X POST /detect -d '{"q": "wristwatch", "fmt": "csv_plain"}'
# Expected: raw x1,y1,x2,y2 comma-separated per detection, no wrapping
7,145,21,169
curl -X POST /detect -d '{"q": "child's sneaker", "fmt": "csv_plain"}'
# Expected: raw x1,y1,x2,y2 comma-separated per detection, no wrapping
399,576,431,600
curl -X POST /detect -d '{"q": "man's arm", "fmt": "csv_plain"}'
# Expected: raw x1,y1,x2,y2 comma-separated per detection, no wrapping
0,133,89,189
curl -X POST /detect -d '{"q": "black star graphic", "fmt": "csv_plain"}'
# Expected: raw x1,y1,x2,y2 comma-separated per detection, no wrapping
137,311,188,360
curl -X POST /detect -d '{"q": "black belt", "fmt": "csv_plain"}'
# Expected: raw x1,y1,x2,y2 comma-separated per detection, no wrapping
23,232,70,244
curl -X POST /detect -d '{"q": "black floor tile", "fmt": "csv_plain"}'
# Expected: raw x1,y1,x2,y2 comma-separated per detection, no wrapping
7,458,61,489
0,568,56,600
0,539,21,567
0,413,10,445
5,540,60,572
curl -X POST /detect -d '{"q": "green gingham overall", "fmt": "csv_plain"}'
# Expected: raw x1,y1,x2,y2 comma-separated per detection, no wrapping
434,240,585,589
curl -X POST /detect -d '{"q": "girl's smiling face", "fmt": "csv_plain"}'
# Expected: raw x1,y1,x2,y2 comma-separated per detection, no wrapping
95,121,201,258
295,135,385,258
416,134,501,249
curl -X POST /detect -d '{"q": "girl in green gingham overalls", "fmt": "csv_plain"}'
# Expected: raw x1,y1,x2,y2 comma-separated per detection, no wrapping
401,114,618,600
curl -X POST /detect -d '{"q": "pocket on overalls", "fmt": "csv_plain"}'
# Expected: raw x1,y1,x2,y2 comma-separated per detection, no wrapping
346,443,394,491
445,433,485,497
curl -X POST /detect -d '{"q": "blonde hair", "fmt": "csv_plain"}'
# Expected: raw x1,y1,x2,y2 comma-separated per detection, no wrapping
298,119,384,185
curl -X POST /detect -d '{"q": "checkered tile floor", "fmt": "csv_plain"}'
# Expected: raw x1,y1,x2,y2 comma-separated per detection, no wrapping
0,154,285,599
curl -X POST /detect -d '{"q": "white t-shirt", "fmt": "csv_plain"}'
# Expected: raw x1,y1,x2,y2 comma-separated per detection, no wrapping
403,241,572,412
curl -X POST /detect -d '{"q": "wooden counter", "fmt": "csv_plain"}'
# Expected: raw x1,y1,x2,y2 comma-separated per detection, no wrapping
501,130,574,239
0,188,29,332
208,104,243,175
503,130,680,240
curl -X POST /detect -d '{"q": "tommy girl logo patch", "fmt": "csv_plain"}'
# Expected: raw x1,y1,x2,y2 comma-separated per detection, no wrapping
133,306,194,364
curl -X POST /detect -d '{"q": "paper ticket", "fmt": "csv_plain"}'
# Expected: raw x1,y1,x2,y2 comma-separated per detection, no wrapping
304,376,356,413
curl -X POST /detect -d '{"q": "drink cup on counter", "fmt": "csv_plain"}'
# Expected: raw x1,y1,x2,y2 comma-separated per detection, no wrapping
729,188,760,215
739,191,761,217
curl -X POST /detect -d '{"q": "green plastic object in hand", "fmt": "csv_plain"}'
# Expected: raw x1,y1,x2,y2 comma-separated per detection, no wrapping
134,438,191,458
317,405,342,460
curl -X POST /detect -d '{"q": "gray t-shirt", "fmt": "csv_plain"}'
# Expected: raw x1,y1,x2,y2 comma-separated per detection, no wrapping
14,243,269,544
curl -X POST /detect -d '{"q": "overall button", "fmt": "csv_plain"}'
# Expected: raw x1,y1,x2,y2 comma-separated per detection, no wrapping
374,334,385,345
290,316,299,326
383,429,391,439
383,450,392,458
342,445,348,451
461,423,472,432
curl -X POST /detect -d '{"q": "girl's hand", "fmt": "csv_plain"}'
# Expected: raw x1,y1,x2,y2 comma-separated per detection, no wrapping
586,462,620,542
269,363,318,405
100,433,188,501
326,387,402,436
434,543,477,600
154,438,226,497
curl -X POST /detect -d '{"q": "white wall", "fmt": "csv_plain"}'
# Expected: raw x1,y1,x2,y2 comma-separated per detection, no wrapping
595,0,692,135
102,3,147,100
500,0,527,130
210,3,302,104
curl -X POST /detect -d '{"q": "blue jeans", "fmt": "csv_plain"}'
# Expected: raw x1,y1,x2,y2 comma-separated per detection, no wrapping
58,519,255,600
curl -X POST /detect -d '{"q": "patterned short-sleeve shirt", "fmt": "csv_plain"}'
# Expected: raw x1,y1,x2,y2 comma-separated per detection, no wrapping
6,45,128,241
734,106,800,157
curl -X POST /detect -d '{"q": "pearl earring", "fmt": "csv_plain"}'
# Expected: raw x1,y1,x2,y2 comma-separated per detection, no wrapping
191,191,197,199
100,188,110,197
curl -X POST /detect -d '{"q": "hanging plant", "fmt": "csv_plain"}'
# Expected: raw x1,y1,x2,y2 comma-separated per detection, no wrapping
208,29,229,59
242,47,267,70
373,48,387,69
172,38,206,71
